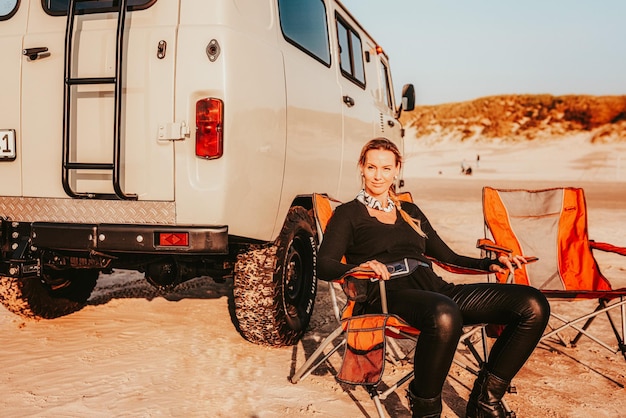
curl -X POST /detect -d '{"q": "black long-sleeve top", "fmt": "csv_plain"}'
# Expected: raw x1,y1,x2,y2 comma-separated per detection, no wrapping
317,199,497,293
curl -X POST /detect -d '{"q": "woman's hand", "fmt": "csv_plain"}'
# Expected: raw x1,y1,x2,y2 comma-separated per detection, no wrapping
489,254,527,273
359,260,390,281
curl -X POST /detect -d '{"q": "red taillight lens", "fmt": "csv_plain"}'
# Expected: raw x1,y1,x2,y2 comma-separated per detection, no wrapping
196,98,224,159
157,232,189,247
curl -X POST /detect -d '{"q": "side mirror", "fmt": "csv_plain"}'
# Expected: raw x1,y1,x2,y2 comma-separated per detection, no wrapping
396,83,415,119
401,84,415,112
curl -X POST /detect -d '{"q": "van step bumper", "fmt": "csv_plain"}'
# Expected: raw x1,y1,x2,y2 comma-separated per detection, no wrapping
4,221,228,255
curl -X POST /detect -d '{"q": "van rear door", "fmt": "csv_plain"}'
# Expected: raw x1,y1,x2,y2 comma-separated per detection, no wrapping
19,0,179,200
0,1,25,196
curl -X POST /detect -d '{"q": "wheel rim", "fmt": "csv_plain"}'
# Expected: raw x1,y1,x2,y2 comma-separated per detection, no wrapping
285,245,303,301
282,232,315,329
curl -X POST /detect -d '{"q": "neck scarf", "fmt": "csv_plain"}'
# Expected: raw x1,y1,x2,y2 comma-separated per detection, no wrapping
356,189,395,213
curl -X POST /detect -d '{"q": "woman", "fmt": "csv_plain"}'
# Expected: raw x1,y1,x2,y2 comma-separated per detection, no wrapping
317,138,549,418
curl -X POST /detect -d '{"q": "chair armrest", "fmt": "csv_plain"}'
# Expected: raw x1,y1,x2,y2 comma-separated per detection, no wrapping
338,267,376,305
334,265,399,320
339,266,377,281
476,238,512,255
590,240,626,256
476,239,539,265
338,265,401,314
427,256,491,275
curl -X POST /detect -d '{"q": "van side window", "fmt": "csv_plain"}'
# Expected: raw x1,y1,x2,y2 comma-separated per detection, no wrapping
380,60,394,110
44,0,155,15
0,0,19,20
336,14,365,88
278,0,331,67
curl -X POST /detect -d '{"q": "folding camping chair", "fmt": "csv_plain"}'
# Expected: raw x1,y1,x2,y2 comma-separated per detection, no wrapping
479,186,626,361
290,193,503,418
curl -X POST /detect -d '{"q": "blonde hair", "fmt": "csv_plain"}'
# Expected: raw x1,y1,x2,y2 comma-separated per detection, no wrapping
359,138,426,238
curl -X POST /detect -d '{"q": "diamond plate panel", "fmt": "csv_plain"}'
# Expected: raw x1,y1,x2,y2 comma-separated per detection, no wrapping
0,197,176,224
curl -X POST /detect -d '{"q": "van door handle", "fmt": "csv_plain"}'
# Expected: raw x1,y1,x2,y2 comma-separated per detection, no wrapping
343,95,355,107
23,47,49,61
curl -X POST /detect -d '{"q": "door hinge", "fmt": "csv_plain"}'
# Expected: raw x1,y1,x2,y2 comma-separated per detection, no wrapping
158,122,190,141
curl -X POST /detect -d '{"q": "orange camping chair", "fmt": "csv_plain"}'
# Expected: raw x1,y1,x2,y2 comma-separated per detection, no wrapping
290,193,502,418
480,187,626,360
290,193,421,417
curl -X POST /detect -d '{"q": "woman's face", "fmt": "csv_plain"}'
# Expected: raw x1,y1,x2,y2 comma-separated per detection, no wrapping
360,149,400,199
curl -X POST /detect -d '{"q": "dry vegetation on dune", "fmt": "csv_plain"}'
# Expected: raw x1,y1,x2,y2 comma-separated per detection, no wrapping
401,94,626,143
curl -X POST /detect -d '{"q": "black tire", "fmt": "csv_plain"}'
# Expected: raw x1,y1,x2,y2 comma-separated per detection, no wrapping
233,206,317,347
0,269,99,319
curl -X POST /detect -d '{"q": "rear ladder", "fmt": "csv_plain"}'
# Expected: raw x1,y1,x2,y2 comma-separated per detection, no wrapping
62,0,137,200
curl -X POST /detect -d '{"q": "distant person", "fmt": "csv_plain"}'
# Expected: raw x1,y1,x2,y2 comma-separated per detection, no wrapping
476,154,480,168
318,138,550,418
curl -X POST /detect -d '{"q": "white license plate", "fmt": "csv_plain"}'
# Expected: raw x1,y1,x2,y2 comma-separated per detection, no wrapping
1,129,16,160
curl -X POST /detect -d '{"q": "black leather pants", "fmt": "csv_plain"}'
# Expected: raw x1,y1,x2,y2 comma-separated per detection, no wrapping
384,283,550,399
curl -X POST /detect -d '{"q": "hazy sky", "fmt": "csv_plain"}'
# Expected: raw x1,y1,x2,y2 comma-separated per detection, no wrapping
341,0,626,105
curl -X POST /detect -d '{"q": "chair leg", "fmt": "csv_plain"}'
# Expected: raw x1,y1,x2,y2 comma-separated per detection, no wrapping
364,371,416,417
290,325,345,384
603,297,626,361
621,296,626,361
462,335,486,370
545,311,621,353
571,301,604,346
544,298,626,359
370,388,387,418
386,337,409,365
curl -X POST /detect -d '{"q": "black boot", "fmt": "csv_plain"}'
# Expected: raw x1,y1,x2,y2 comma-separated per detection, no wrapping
466,370,512,418
466,369,487,417
406,381,442,418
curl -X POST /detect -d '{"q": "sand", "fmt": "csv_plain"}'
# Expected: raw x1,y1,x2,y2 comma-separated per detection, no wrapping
1,139,625,417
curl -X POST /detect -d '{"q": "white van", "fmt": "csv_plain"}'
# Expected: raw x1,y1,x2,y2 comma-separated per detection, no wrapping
0,0,414,346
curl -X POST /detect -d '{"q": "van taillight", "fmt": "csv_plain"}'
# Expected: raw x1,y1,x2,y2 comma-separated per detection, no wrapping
195,98,223,159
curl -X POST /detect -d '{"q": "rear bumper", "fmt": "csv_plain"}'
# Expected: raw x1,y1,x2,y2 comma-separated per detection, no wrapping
5,221,228,254
0,196,228,254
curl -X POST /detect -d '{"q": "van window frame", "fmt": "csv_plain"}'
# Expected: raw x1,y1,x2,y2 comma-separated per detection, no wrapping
0,0,20,21
335,12,366,89
380,60,394,111
42,0,157,17
277,0,331,68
